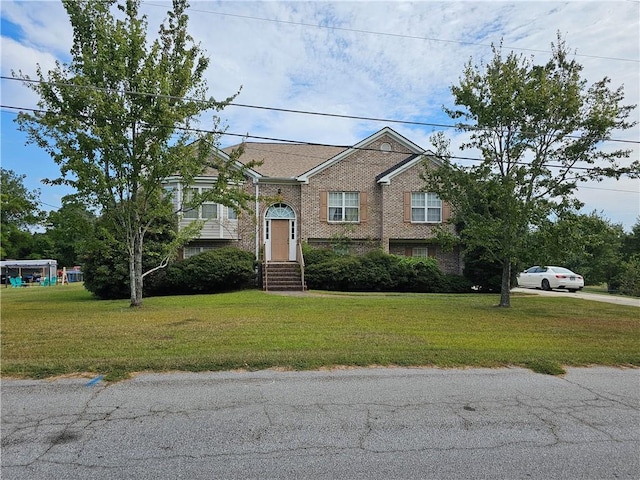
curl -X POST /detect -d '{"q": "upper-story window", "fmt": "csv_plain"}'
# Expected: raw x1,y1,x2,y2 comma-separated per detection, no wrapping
183,187,218,220
329,192,360,222
411,192,442,223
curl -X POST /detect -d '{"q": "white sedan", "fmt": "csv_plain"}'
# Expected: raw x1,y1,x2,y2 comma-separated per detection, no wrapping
517,266,584,292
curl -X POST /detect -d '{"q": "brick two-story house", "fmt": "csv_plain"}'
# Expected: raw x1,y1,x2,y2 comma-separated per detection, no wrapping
165,127,462,289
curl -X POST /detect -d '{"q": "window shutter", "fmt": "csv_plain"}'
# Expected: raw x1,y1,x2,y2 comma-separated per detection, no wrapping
319,191,327,222
405,247,412,257
428,247,437,258
442,201,451,222
403,192,411,223
360,192,368,223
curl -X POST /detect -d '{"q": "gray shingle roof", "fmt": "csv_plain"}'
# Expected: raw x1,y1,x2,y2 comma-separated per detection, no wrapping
222,142,347,178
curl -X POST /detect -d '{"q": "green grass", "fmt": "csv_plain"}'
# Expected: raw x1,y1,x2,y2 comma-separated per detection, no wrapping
1,283,638,380
582,284,609,294
583,283,638,297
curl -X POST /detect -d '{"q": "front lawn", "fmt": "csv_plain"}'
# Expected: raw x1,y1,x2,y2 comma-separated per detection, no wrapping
1,283,638,380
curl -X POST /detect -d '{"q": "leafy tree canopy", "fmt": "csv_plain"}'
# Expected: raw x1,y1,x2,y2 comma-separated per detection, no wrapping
523,211,625,286
1,168,44,259
15,0,253,306
40,195,97,267
424,34,637,307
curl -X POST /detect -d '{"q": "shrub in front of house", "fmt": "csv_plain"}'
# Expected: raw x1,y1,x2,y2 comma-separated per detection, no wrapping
442,274,474,293
301,243,339,265
393,255,444,292
304,255,361,291
83,213,177,300
354,250,402,291
148,247,256,296
304,247,470,293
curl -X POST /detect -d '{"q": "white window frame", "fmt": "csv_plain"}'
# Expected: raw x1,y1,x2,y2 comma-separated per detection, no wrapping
328,191,360,223
412,247,429,258
182,187,219,220
411,192,442,223
183,246,215,259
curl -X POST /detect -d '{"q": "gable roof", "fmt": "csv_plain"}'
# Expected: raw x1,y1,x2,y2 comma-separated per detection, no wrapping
296,127,426,183
375,154,421,183
194,146,262,180
215,127,437,182
222,143,347,179
376,152,442,185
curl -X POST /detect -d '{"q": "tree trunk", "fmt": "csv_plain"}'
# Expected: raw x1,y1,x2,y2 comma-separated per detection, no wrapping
128,241,138,307
499,258,511,307
130,231,144,308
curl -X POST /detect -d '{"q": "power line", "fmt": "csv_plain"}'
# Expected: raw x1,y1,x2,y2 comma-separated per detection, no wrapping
227,102,458,131
39,200,62,210
2,76,638,145
0,75,472,132
142,1,640,64
29,184,640,215
2,104,638,176
578,185,639,194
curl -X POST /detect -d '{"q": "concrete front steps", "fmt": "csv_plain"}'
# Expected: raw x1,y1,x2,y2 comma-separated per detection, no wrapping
263,262,306,292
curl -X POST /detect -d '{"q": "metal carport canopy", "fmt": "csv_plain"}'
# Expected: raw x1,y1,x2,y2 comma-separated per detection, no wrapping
0,259,57,268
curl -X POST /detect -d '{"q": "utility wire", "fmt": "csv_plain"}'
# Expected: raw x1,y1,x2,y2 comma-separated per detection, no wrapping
578,185,639,194
2,104,638,176
142,1,640,64
2,76,638,145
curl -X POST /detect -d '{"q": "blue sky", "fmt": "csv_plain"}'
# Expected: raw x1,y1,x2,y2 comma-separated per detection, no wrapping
1,0,639,230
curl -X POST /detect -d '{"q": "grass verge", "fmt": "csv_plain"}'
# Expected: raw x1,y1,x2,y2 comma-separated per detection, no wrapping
1,283,638,380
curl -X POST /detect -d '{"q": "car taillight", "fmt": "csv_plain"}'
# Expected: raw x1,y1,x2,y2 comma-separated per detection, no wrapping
555,275,566,278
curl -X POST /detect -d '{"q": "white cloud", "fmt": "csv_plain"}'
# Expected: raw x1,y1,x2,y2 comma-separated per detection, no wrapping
0,0,71,55
0,36,60,109
1,0,638,228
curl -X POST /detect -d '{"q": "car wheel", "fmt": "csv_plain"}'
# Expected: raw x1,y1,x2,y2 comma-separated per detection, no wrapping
541,279,551,291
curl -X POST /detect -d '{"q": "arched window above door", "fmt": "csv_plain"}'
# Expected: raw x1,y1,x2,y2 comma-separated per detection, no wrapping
266,203,295,219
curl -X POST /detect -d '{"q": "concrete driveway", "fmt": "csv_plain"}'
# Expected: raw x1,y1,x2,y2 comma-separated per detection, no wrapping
512,287,640,307
2,367,638,480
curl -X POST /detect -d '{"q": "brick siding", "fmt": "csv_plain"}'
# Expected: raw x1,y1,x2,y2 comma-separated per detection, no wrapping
185,130,463,275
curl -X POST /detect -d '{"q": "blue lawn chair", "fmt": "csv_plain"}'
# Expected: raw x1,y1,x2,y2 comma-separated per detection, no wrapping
41,277,50,287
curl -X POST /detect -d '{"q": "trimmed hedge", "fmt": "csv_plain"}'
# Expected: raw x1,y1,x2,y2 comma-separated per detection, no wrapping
303,247,472,293
146,247,256,296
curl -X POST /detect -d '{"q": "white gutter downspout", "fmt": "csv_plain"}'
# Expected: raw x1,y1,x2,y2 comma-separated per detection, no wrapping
254,179,260,260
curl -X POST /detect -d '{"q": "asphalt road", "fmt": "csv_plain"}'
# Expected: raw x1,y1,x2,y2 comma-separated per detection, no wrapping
2,367,639,480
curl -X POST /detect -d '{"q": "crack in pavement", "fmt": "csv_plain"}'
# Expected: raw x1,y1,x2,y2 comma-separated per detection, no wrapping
2,368,638,479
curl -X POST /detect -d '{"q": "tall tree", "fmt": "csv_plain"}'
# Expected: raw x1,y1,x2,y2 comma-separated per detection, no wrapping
523,211,625,287
0,169,44,259
15,0,253,306
621,219,640,259
424,35,637,307
41,195,96,267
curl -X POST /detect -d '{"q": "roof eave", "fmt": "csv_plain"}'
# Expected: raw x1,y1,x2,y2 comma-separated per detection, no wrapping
298,126,428,182
376,152,442,185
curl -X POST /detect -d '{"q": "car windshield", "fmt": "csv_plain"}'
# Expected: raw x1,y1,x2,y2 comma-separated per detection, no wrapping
550,267,574,274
